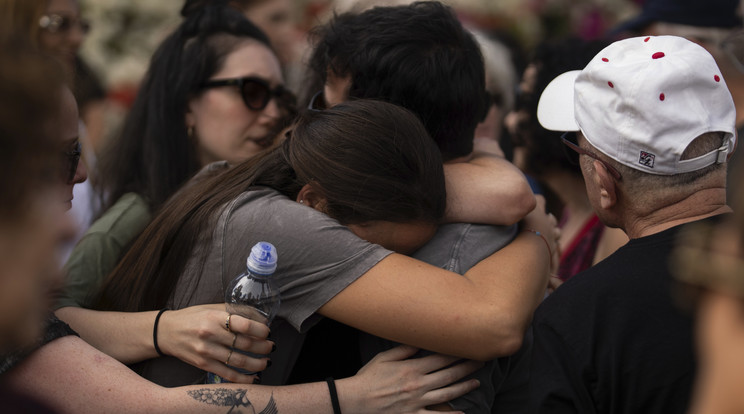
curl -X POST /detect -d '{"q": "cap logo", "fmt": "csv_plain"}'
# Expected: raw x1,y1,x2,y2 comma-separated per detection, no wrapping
639,151,656,168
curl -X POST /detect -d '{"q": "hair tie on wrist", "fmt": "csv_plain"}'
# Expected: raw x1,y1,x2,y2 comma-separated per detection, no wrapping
325,377,342,414
153,308,169,357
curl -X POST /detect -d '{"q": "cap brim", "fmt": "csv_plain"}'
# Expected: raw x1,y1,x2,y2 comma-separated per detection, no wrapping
537,70,581,132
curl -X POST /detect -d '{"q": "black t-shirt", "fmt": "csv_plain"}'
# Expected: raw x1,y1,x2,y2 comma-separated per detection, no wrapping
526,217,722,414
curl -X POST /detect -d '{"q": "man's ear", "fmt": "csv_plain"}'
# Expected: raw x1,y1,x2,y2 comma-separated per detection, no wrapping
593,159,618,210
296,183,328,213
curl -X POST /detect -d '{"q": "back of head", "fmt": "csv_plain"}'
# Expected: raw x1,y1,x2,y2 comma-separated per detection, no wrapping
309,1,488,161
0,37,64,220
611,0,741,36
288,100,446,224
97,4,276,212
539,36,736,177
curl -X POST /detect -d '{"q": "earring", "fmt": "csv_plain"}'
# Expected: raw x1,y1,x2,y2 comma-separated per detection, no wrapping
299,199,304,204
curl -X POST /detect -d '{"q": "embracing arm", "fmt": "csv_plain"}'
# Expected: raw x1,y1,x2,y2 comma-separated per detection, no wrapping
320,200,555,361
55,304,272,383
444,137,535,226
6,335,480,414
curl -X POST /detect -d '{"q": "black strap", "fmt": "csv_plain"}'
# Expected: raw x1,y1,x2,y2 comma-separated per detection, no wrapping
325,377,342,414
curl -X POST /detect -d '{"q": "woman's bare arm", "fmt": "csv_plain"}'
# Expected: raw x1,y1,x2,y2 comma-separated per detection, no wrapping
320,200,555,361
55,304,272,383
6,336,481,414
444,137,535,225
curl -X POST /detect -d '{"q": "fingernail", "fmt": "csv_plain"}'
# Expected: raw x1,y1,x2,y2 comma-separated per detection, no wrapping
271,343,277,352
266,359,272,368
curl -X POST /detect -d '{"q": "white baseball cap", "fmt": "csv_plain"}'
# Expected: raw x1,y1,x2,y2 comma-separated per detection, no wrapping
537,35,736,175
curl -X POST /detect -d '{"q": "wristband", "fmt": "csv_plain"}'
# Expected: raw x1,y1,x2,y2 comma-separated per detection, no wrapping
325,377,342,414
525,229,553,269
153,308,169,357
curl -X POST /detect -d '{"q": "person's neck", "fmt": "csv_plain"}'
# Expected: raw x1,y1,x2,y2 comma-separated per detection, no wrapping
623,187,730,239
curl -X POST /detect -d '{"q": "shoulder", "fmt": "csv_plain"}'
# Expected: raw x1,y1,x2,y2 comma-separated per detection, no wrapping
88,193,151,236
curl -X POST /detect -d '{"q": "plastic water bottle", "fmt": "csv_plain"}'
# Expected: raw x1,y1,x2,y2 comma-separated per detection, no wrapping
206,241,281,383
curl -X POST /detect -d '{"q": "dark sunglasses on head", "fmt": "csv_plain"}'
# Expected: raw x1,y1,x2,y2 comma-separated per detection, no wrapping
561,131,622,180
64,140,81,184
39,14,91,34
200,76,295,111
307,90,327,112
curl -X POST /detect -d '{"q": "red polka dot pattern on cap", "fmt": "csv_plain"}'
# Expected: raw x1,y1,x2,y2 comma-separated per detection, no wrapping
644,37,650,42
659,93,665,101
715,75,721,82
608,81,614,88
652,52,665,59
602,58,609,62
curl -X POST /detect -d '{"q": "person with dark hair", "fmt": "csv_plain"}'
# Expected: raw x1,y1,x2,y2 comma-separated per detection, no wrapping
0,51,483,412
301,3,548,411
181,0,299,67
53,4,297,382
526,35,736,413
90,97,555,389
0,37,77,414
0,38,74,359
504,37,628,281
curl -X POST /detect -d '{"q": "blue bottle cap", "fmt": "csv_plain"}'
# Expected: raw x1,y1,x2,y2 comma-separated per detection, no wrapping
246,241,277,275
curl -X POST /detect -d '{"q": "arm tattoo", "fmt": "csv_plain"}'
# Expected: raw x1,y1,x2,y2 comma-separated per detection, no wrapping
187,388,278,414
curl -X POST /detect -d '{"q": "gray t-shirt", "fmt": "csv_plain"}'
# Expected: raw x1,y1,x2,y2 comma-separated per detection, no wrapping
359,222,517,414
133,187,392,386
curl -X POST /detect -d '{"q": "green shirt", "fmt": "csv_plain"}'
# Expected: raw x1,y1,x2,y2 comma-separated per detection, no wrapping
55,193,151,309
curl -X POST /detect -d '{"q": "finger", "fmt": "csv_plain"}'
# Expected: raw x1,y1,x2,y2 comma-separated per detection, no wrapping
420,379,480,410
409,352,462,374
233,334,274,355
225,350,271,374
420,359,482,390
201,358,259,384
369,344,420,363
225,315,270,339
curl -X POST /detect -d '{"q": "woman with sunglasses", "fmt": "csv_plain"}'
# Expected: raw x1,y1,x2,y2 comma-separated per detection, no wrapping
53,5,297,382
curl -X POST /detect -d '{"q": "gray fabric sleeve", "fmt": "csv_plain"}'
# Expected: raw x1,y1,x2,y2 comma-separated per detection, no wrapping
173,188,392,333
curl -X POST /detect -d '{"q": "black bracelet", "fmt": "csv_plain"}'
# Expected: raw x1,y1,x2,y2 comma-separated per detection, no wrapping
153,308,169,357
325,377,342,414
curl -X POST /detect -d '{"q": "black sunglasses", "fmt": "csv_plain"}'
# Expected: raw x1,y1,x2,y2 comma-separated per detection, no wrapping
307,90,326,112
561,132,622,180
64,140,82,183
39,14,91,34
200,76,295,111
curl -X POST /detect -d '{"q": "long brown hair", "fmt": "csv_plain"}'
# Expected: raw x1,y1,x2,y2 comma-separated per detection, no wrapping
94,100,446,311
